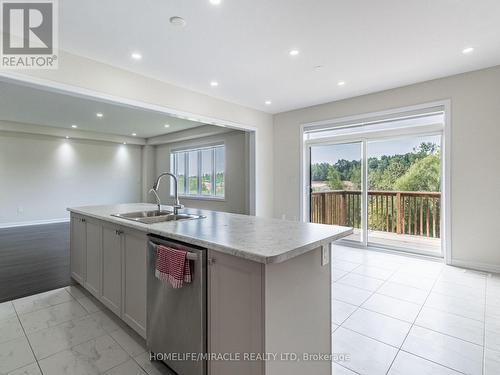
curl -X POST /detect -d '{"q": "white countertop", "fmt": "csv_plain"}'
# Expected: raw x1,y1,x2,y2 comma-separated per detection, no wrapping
67,203,353,264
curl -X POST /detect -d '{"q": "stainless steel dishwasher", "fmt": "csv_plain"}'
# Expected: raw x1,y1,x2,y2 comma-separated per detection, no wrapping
147,235,207,375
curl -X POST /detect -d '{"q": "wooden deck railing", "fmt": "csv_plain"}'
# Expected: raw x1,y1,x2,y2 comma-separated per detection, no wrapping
311,190,441,238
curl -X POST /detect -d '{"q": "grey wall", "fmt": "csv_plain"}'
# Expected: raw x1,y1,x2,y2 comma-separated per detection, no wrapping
273,65,500,271
154,130,249,214
0,132,142,226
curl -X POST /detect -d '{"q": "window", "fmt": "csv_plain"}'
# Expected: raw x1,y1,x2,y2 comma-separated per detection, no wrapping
171,144,225,199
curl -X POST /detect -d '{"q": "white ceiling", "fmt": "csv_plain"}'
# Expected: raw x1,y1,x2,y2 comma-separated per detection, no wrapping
0,80,206,138
58,0,500,113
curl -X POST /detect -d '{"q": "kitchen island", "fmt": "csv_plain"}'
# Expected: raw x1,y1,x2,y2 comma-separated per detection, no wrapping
67,203,352,375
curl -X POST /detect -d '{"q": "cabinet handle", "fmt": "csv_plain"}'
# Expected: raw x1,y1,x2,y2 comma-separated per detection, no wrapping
208,258,216,265
81,218,86,223
116,230,124,235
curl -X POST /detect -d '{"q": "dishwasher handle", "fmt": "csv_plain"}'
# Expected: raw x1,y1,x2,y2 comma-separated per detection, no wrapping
149,241,199,261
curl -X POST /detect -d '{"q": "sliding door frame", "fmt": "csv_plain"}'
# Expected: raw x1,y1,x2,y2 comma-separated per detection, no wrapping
305,140,368,246
300,100,452,263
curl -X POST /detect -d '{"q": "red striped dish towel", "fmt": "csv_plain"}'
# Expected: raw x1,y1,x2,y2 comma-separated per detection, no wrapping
155,245,192,288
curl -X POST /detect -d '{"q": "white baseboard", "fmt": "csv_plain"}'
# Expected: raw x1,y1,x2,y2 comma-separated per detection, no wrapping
0,218,69,229
450,259,500,275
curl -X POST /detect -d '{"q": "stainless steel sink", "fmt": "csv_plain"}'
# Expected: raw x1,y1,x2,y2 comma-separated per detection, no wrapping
111,210,205,224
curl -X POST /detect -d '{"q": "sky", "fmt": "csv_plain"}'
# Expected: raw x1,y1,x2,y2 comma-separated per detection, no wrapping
310,135,441,164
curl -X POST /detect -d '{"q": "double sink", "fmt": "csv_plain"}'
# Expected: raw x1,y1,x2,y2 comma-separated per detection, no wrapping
111,210,205,224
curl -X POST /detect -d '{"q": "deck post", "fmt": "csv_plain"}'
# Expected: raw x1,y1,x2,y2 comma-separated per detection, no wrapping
396,192,402,234
340,192,346,226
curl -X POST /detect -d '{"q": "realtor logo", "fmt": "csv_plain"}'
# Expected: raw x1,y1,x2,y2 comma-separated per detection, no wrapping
1,0,58,69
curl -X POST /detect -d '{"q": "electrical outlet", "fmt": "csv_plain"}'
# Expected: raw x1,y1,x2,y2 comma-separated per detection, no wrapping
17,206,24,215
321,244,330,266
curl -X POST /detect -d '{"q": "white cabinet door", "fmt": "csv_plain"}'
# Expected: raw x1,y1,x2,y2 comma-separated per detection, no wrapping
208,250,264,375
70,215,86,285
85,220,102,298
101,224,123,316
122,230,148,338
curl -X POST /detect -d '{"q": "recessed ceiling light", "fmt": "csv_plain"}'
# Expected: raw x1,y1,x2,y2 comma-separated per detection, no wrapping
337,81,346,86
169,16,186,27
265,100,272,105
65,136,70,139
131,52,142,60
164,124,170,128
289,49,300,56
96,113,103,118
123,142,127,145
131,133,137,136
209,0,221,4
210,81,219,87
71,124,77,128
462,47,474,54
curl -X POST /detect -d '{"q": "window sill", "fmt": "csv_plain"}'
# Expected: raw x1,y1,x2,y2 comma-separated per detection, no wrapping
172,195,226,202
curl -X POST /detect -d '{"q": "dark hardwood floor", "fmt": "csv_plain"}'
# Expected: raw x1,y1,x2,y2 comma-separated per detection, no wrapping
0,222,72,303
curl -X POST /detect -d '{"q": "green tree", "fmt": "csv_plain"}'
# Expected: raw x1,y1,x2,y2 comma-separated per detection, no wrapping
381,161,408,190
350,165,361,190
311,163,331,181
414,142,438,155
394,153,440,191
327,167,343,190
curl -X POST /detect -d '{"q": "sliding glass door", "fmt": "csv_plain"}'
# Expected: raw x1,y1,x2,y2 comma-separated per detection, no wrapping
366,135,441,254
310,142,363,243
306,112,444,257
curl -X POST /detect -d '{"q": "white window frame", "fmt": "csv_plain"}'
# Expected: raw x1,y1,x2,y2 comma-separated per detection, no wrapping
170,143,225,200
300,100,452,264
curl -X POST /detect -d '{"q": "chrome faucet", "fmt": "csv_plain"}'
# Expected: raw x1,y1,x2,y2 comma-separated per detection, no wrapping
150,172,184,215
149,188,162,213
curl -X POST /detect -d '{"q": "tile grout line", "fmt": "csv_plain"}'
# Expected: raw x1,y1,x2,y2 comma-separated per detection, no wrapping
15,292,88,334
396,348,468,375
334,261,399,372
334,263,378,322
384,264,451,375
321,259,466,375
338,306,486,351
334,361,364,375
31,326,112,362
13,288,125,367
20,312,115,365
333,252,468,374
106,330,151,375
10,288,77,315
333,260,483,371
335,269,489,326
335,270,477,375
12,300,44,375
332,262,374,375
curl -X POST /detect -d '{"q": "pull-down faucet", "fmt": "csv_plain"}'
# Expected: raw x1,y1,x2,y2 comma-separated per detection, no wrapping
149,172,184,215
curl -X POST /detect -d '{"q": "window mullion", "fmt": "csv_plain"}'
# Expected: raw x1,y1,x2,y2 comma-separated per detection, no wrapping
211,149,215,196
174,154,179,196
184,151,188,195
197,150,202,196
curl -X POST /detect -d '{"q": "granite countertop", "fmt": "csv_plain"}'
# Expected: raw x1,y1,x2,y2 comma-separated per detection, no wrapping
67,203,353,264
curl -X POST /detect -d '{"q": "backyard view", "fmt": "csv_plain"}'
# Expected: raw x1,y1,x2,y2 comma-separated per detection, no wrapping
310,135,441,254
173,145,225,198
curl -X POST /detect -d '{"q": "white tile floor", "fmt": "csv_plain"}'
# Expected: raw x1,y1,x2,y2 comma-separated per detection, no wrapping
332,244,500,375
0,286,173,375
1,245,500,375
